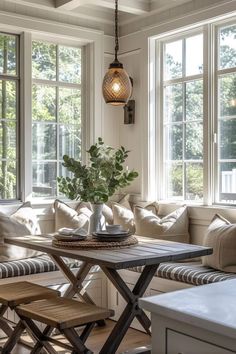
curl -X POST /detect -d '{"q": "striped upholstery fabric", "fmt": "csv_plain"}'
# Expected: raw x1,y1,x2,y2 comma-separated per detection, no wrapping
0,255,78,279
131,263,236,286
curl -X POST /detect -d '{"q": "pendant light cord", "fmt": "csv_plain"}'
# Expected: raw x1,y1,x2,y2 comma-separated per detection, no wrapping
115,0,119,61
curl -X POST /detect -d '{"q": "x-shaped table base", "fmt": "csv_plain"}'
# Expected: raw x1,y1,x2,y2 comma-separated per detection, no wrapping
99,264,159,354
49,255,158,354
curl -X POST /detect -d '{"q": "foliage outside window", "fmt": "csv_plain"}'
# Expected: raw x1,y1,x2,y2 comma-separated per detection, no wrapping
0,33,19,200
32,40,82,197
161,33,204,201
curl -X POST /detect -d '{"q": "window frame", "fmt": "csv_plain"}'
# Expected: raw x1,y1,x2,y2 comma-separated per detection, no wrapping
157,27,206,203
31,39,85,199
213,18,236,205
0,31,20,202
154,16,236,205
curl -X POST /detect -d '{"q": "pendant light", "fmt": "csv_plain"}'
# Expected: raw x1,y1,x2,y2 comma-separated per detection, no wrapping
102,0,132,106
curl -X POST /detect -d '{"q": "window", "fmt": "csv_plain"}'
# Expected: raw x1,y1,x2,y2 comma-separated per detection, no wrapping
32,41,83,198
156,18,236,204
217,24,236,203
0,33,19,200
161,33,204,201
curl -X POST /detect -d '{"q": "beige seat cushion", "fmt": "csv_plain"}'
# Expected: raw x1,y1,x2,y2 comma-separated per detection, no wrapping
0,202,43,262
134,205,189,243
202,214,236,273
54,200,92,231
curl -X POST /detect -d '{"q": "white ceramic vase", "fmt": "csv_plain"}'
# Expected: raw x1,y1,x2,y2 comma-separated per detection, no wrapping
89,203,104,234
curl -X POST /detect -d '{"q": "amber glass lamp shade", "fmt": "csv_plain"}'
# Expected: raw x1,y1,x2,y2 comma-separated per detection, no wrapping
102,61,132,106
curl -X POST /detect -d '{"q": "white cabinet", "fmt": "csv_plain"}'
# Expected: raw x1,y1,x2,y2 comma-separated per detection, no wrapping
167,330,234,354
140,279,236,354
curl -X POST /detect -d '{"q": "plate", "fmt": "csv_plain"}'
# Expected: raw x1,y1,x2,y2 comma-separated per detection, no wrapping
95,230,129,236
92,232,132,242
54,234,87,242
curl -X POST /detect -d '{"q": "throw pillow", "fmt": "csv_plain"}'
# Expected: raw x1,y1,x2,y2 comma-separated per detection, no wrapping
134,205,189,243
202,214,236,273
0,202,43,262
103,194,132,225
112,203,136,234
54,200,92,231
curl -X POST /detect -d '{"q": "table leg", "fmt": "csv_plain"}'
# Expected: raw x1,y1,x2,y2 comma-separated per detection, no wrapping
49,255,92,300
49,255,106,327
100,264,159,354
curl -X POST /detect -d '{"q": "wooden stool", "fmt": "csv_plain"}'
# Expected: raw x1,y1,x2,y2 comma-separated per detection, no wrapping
5,297,114,354
0,281,59,339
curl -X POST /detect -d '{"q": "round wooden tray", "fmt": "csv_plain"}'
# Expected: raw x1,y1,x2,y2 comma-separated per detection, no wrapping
52,236,138,250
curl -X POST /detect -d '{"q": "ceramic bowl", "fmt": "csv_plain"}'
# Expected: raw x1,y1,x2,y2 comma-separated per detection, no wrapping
106,224,122,234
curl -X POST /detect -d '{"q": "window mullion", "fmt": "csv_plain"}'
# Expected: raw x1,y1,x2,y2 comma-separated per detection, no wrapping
21,32,32,202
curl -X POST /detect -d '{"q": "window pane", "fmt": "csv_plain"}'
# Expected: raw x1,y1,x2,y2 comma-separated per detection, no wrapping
32,85,56,121
219,119,236,160
59,46,81,84
59,88,81,124
0,80,16,119
186,80,203,121
0,160,17,199
186,34,203,76
186,122,203,160
186,163,203,201
59,125,81,160
166,163,183,200
219,74,236,117
0,121,16,158
32,162,57,197
32,41,56,80
219,162,236,203
164,84,183,122
165,124,183,160
59,162,72,178
32,124,56,160
219,25,236,70
164,40,182,80
0,34,17,76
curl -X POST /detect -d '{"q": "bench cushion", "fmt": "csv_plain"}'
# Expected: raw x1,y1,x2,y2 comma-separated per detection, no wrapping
0,255,76,279
157,263,236,285
130,262,236,286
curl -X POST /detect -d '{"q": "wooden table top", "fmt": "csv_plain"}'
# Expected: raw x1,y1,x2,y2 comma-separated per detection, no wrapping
5,235,212,270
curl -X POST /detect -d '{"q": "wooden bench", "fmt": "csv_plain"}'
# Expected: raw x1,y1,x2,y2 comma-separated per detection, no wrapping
2,297,114,353
0,281,59,339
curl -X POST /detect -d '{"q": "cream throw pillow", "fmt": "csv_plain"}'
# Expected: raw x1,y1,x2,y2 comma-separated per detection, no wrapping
0,202,43,262
54,200,92,231
112,203,136,234
202,214,236,273
134,206,189,243
103,194,132,225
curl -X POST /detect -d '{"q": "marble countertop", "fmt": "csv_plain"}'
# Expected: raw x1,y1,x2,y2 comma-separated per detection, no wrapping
139,279,236,339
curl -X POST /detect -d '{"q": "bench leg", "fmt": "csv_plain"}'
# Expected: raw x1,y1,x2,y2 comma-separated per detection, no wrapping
19,318,57,354
1,320,25,354
0,305,13,338
62,327,93,354
80,322,95,343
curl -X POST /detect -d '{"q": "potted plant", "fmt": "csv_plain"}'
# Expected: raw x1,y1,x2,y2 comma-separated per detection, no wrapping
57,137,138,233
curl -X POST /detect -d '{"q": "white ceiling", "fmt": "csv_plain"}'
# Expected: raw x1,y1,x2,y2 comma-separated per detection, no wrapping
2,0,191,35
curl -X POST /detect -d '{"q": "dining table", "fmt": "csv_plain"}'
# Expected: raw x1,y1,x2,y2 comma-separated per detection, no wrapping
5,235,212,354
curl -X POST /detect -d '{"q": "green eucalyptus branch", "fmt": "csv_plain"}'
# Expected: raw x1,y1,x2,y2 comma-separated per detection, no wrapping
57,137,138,204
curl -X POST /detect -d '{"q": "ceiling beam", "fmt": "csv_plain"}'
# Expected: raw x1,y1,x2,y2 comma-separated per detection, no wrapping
55,0,150,14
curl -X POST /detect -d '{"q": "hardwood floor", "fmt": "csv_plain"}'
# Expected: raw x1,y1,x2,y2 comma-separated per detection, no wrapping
0,320,150,353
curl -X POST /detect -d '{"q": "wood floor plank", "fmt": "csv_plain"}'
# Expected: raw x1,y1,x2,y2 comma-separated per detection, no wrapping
0,320,150,354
